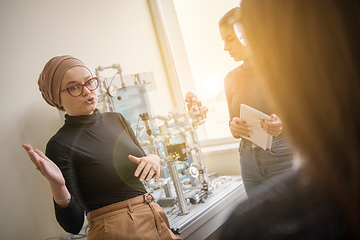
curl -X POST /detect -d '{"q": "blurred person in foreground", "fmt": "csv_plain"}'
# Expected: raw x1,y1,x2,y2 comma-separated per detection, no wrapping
220,0,360,239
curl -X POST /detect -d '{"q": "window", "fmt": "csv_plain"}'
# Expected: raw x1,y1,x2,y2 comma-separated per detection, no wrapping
173,0,240,142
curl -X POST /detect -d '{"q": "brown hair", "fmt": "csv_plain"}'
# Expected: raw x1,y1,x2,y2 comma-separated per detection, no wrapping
240,0,360,237
218,7,241,29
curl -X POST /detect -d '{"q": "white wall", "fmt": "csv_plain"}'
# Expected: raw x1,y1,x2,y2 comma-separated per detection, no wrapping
0,1,174,239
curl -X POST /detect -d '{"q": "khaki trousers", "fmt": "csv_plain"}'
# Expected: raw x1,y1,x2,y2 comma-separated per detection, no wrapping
86,200,181,240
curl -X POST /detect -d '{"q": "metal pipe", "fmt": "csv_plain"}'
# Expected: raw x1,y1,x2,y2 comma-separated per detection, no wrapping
184,115,209,190
165,156,189,215
159,125,172,198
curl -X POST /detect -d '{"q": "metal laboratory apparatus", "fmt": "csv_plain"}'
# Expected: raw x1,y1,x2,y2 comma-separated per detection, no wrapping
95,63,246,240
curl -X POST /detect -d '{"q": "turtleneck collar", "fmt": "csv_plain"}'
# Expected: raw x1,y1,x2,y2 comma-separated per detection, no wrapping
64,108,101,125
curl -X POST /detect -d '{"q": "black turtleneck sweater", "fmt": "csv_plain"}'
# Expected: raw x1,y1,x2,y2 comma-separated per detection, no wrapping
46,109,146,234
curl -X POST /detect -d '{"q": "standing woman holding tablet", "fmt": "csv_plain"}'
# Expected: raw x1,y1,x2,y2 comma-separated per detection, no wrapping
219,7,296,198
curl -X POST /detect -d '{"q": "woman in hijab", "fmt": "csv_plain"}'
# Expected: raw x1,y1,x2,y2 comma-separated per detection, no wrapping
23,55,180,240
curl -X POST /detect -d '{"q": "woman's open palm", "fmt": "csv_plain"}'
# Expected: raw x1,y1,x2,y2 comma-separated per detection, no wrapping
22,144,65,187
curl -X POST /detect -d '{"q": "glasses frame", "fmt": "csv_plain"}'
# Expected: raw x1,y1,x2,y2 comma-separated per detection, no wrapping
60,77,99,97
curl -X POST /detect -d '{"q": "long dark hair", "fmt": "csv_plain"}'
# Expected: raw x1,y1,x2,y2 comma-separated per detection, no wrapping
240,0,360,237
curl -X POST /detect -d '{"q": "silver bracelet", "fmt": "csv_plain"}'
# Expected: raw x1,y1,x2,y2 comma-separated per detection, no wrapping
54,193,71,202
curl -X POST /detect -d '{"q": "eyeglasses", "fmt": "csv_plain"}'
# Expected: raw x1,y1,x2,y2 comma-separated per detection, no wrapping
60,77,99,97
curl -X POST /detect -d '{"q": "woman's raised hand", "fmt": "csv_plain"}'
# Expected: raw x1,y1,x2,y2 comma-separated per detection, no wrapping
22,144,65,187
128,154,161,182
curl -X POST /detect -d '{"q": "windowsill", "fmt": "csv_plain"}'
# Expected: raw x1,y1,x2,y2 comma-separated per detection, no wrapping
200,138,239,156
200,136,239,147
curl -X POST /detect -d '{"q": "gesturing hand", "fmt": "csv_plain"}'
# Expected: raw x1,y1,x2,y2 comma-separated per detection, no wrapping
22,144,65,187
128,154,161,182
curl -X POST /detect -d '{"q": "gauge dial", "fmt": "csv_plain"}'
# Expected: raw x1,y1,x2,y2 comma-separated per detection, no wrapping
107,85,119,97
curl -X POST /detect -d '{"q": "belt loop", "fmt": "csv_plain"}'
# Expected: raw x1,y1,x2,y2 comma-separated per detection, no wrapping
126,200,133,213
239,138,245,154
144,193,152,203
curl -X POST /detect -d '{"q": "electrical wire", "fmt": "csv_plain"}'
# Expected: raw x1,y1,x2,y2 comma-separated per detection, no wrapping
135,116,141,138
108,72,118,86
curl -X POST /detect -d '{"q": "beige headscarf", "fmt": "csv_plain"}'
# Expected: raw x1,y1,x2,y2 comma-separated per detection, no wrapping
38,55,91,111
